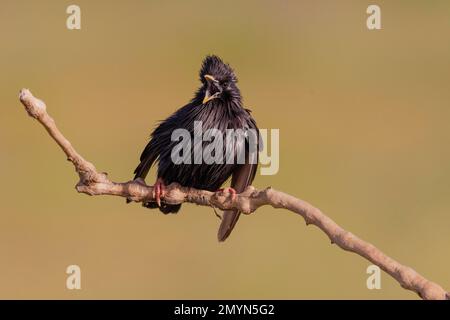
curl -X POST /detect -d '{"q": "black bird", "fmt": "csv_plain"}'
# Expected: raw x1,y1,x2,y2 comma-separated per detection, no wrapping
132,55,260,241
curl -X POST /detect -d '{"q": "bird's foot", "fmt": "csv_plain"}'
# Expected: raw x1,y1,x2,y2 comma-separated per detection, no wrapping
153,178,166,207
216,187,237,201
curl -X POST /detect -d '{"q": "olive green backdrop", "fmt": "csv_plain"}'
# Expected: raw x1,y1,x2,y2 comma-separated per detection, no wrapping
1,0,449,299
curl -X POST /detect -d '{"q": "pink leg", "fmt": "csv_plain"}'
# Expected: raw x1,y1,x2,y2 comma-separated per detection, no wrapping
153,178,166,207
217,187,237,201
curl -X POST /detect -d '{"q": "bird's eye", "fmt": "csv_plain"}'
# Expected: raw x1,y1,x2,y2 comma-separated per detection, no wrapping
221,81,229,87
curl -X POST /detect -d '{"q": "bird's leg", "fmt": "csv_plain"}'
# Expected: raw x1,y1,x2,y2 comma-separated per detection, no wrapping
153,177,166,207
216,187,237,201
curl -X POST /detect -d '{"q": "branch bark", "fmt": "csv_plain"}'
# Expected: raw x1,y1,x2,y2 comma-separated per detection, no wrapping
18,88,449,300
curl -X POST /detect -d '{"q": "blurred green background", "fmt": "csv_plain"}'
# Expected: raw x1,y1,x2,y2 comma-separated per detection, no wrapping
1,0,449,299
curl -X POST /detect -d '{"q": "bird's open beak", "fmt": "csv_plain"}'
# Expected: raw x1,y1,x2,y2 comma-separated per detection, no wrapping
203,91,213,104
203,74,220,104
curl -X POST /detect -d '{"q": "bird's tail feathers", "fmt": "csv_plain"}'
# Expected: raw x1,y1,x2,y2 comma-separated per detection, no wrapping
217,209,241,242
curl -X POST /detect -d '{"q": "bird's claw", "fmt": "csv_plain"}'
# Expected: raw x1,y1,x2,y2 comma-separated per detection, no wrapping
217,187,237,201
153,178,166,207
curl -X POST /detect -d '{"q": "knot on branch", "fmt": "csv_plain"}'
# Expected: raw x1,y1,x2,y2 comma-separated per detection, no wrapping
80,170,108,184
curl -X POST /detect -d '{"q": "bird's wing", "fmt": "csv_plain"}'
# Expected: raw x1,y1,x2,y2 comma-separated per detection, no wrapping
218,110,260,242
133,102,195,181
133,138,160,180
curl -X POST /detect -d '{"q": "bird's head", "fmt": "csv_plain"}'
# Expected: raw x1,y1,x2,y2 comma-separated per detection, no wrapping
198,55,240,105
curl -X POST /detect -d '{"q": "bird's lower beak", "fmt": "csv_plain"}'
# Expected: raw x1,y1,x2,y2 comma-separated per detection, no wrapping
203,90,214,104
203,74,220,104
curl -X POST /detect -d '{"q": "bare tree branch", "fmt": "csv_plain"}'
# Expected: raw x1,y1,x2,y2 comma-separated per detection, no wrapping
18,88,449,300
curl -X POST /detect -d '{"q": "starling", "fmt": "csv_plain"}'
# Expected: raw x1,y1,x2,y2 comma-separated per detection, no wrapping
132,55,260,241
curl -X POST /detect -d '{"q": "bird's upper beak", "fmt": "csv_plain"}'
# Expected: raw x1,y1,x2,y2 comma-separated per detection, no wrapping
203,74,221,104
204,74,217,83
